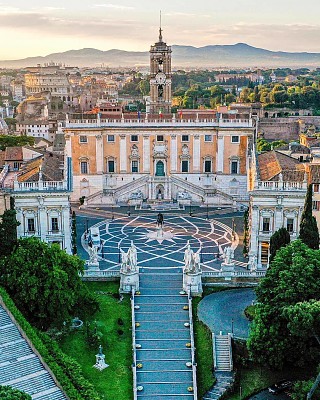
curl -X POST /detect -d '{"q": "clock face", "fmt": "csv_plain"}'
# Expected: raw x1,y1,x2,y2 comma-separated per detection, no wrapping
155,72,166,85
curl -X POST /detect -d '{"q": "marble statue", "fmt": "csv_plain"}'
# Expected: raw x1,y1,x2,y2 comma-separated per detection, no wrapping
120,249,128,273
248,254,257,272
223,246,234,265
127,242,137,272
88,245,99,264
184,244,193,271
177,191,191,200
192,249,201,273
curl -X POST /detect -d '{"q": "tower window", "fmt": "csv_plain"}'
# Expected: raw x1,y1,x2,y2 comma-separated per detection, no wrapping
205,135,212,142
157,135,164,142
231,161,238,174
131,135,138,142
287,218,294,233
108,135,115,142
182,135,189,142
51,217,59,232
79,136,87,143
262,218,270,233
231,135,239,143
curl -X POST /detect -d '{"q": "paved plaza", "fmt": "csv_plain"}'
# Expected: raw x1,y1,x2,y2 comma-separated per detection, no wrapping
76,211,246,272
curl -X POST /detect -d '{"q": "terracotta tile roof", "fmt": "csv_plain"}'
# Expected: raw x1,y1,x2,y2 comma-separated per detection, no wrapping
0,151,5,167
17,152,64,183
257,150,305,181
277,143,310,154
4,146,23,161
307,164,320,184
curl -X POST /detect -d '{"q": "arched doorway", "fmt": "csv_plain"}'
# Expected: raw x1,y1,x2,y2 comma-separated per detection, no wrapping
156,184,165,200
155,160,165,176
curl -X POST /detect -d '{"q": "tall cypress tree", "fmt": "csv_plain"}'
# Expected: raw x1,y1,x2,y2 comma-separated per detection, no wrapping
299,184,319,249
269,227,291,262
71,211,77,255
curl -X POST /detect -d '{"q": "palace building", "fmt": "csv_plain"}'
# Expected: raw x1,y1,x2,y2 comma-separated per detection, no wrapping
63,30,255,208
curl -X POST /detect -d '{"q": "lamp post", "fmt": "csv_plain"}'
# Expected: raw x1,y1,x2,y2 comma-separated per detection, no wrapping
118,244,121,263
111,205,114,221
231,318,234,336
127,204,131,217
189,201,192,217
232,217,236,241
86,218,89,234
200,246,203,263
206,202,209,220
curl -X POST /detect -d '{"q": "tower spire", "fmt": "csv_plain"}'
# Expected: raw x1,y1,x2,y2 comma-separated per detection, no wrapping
159,10,163,42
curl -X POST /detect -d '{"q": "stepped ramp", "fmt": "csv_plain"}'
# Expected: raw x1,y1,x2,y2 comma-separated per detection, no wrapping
133,268,197,399
0,304,67,400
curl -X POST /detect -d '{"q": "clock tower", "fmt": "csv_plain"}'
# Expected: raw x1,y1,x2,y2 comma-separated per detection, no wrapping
149,25,172,115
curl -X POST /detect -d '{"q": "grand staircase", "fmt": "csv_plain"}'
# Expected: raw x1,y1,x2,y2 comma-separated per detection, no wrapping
133,268,197,399
0,304,67,400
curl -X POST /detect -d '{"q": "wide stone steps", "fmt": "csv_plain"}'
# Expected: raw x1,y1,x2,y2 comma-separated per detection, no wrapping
134,269,195,399
214,334,232,372
0,304,67,399
0,355,42,384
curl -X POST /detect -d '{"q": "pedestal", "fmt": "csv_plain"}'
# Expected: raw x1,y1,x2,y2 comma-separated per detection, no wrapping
86,261,100,271
93,353,109,371
221,262,235,280
120,271,140,294
183,272,203,297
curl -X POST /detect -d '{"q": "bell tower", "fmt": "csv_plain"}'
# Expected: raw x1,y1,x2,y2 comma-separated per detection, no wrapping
149,17,172,115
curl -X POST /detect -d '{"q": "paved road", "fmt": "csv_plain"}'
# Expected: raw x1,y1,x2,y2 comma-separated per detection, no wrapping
248,389,291,400
198,288,256,338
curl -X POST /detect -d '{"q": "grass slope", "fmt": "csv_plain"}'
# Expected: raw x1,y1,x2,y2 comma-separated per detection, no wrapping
58,282,133,400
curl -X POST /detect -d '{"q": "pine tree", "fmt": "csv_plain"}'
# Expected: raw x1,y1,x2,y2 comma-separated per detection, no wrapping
299,184,319,249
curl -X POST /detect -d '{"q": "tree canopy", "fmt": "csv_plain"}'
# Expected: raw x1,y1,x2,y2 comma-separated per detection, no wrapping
0,238,99,330
0,207,20,257
0,386,31,399
248,240,320,369
0,135,35,151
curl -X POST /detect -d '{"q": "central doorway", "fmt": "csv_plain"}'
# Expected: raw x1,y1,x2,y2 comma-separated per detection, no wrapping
155,160,165,176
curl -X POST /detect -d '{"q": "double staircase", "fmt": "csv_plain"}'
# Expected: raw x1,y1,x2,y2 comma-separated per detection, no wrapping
133,268,197,399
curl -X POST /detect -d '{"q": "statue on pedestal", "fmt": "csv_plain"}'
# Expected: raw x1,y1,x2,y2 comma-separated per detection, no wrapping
184,244,193,272
93,345,109,371
127,242,137,272
192,248,201,273
156,212,164,228
120,249,128,273
88,245,99,264
223,246,234,265
248,254,257,272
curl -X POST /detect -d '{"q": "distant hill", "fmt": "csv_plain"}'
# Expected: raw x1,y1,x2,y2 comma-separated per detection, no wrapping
1,43,320,68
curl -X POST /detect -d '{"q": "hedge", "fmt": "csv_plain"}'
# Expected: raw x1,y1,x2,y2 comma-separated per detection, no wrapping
0,287,101,400
0,386,32,399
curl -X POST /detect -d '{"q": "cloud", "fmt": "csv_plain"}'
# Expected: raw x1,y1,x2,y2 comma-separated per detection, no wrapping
93,3,134,10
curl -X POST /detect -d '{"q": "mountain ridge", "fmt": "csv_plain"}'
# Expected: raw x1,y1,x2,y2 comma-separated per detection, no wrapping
1,43,320,68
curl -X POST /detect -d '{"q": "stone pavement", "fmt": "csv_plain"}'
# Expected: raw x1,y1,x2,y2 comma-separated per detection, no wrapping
134,267,196,399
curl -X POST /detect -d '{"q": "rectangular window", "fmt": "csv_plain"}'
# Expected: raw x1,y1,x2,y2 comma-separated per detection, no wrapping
231,161,238,174
261,242,270,265
51,217,59,232
27,218,35,233
131,160,138,173
231,135,239,143
262,217,270,233
313,201,320,211
107,135,115,142
80,161,88,174
108,160,115,173
131,135,138,142
287,218,294,233
181,160,189,173
182,135,189,142
314,183,319,193
204,160,212,173
204,135,212,142
157,135,164,142
13,162,20,170
79,136,87,143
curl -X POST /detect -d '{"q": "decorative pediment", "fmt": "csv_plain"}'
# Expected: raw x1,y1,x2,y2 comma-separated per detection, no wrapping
153,140,168,159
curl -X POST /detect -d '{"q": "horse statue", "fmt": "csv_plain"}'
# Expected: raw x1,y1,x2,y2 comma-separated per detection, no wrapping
156,212,164,228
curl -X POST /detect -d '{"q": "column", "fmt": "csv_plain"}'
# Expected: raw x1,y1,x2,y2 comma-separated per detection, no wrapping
119,134,127,172
143,135,150,173
95,134,103,174
217,135,224,173
274,205,283,231
170,134,177,172
65,133,72,157
39,206,47,241
16,207,23,238
193,134,201,173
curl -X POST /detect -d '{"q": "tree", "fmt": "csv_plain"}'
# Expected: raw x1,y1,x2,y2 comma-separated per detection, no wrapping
0,135,35,150
248,240,320,369
299,184,319,249
0,207,20,257
0,386,31,399
0,238,99,330
243,208,249,256
269,227,291,262
71,211,77,255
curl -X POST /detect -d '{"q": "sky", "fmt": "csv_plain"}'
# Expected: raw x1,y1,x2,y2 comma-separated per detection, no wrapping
0,0,320,60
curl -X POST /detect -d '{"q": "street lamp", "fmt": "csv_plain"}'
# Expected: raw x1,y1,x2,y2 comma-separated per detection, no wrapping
86,218,89,234
231,318,234,336
111,205,114,221
189,201,192,217
118,244,121,263
206,202,209,220
127,204,131,217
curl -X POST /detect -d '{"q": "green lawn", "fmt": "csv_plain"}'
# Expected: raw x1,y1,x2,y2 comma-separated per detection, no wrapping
58,282,133,400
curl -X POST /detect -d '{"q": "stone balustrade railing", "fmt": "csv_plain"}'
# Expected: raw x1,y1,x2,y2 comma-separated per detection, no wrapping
255,180,307,191
14,180,68,192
